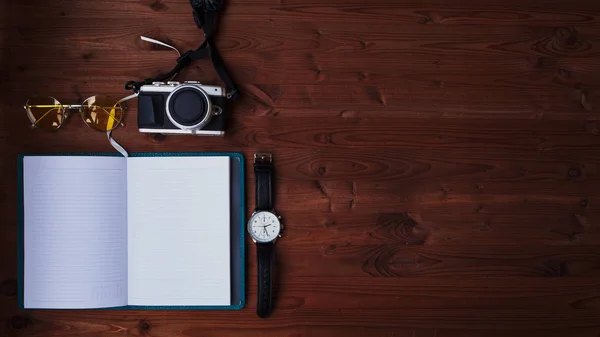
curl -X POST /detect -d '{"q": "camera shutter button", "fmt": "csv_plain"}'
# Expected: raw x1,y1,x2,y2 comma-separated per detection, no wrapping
167,81,180,86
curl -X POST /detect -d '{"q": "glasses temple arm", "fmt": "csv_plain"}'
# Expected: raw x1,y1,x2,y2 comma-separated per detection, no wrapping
30,107,61,126
92,93,138,124
91,106,122,124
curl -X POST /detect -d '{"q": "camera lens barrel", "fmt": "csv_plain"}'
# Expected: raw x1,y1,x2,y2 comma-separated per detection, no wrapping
165,84,213,131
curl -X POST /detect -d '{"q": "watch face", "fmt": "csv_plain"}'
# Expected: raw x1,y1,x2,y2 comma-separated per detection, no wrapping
248,211,281,243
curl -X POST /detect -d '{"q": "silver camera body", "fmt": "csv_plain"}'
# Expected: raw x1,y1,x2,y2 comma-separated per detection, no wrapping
137,81,228,136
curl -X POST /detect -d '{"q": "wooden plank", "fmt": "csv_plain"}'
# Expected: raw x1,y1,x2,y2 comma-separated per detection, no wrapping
14,304,600,330
4,0,600,27
7,53,600,92
7,321,600,337
274,211,600,246
5,19,600,59
10,52,600,88
275,244,600,277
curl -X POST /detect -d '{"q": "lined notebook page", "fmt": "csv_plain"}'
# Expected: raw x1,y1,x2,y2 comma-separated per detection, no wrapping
23,156,128,309
126,156,230,306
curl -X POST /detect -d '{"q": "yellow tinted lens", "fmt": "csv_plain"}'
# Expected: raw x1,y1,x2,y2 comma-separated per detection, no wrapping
25,96,64,131
81,95,124,131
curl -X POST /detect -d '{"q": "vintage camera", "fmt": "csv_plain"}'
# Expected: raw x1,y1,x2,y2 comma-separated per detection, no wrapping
137,81,228,136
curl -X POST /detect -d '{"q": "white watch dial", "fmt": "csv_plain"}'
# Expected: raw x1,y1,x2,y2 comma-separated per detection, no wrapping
248,211,281,243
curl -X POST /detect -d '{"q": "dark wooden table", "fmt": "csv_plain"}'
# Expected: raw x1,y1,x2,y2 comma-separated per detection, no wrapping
2,0,600,336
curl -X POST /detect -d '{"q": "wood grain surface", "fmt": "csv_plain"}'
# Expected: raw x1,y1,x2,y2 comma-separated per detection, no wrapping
1,0,600,336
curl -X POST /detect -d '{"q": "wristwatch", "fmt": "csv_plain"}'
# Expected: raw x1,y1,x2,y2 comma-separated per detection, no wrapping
247,153,282,318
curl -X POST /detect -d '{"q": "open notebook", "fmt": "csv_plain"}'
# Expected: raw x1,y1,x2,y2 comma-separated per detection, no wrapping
18,153,245,310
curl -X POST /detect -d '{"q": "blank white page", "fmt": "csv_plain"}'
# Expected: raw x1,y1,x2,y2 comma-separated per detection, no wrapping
23,156,128,309
126,156,230,306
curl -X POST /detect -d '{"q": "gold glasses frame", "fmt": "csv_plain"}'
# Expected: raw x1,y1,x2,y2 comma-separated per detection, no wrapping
24,95,127,132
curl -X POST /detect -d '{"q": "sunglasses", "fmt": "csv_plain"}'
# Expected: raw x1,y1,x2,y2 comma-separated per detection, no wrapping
24,95,126,132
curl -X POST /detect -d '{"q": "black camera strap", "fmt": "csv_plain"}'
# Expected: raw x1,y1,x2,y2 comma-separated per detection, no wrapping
125,0,239,100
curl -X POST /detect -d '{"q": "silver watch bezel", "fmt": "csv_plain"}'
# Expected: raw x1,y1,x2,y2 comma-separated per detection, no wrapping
247,210,282,243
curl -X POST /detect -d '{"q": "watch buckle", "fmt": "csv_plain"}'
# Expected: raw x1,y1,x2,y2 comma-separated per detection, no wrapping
254,153,273,164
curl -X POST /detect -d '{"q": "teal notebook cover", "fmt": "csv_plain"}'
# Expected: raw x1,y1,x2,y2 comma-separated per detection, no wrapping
18,152,245,310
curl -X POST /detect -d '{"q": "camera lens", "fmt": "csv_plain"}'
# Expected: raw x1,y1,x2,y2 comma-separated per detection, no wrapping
166,85,212,130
